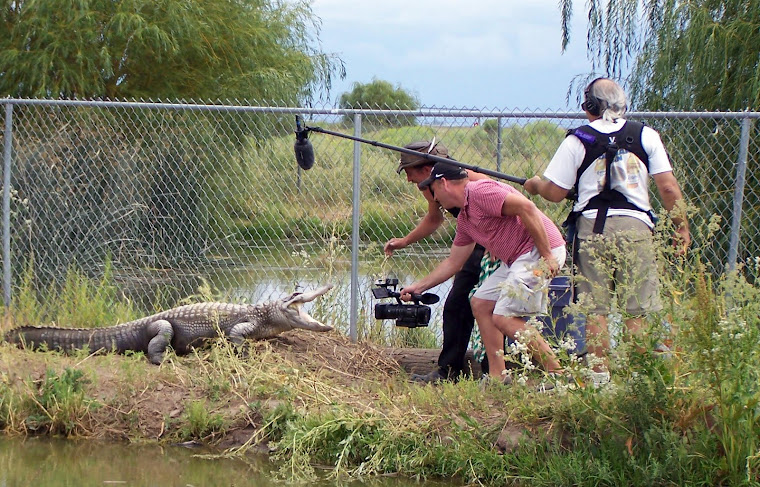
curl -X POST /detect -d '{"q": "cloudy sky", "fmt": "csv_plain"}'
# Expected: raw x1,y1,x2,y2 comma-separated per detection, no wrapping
310,0,593,110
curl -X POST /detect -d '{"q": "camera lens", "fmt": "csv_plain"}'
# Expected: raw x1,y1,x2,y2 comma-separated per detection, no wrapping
374,303,431,328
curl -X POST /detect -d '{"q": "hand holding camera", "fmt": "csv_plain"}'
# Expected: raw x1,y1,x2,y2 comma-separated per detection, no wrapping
372,278,439,328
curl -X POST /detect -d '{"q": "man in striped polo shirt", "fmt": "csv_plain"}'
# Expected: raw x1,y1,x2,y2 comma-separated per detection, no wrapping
400,162,567,381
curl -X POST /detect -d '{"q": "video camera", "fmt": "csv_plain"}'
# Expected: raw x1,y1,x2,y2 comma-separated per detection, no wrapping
372,278,440,328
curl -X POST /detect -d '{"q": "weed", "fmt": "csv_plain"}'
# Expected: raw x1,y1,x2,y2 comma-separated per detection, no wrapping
262,402,298,443
179,400,226,440
0,374,11,430
679,267,760,484
24,367,96,436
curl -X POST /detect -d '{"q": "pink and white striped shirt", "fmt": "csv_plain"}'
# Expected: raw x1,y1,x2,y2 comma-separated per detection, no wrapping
452,179,564,265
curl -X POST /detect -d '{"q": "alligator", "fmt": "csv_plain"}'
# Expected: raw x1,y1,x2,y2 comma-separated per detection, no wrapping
3,285,334,365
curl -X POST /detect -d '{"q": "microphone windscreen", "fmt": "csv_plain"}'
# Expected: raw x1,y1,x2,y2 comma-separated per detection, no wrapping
294,138,315,170
417,293,440,305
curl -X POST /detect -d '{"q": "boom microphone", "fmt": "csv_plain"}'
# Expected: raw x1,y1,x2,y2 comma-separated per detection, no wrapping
294,115,315,170
291,120,529,186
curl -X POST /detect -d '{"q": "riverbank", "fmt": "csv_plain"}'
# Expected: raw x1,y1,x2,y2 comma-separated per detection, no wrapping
0,330,561,481
0,294,757,486
0,332,402,444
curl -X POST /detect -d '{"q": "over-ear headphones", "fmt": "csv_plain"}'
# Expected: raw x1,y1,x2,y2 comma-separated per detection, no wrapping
581,77,606,116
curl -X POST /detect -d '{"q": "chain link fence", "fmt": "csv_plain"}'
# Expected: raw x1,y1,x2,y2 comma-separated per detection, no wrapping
1,99,758,343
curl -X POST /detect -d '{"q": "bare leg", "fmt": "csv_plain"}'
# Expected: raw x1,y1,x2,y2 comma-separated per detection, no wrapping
586,315,648,369
470,297,504,377
586,314,610,372
625,316,649,355
493,315,562,373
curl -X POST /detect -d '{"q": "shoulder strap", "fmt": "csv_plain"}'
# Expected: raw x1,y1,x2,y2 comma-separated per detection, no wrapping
567,121,651,234
613,120,649,169
564,125,605,201
567,125,607,184
569,121,650,185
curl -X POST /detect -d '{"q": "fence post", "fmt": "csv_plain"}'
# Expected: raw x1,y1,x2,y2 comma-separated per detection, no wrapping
349,114,362,342
727,117,753,272
496,116,503,172
3,103,12,312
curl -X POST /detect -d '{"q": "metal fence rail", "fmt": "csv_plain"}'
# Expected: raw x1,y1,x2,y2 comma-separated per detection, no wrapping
2,99,758,343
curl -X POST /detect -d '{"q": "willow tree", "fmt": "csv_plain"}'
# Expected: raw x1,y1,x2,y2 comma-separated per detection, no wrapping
560,0,760,110
0,0,344,103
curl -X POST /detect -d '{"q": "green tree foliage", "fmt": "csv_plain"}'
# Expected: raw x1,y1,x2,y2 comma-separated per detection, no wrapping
559,0,760,110
0,0,344,102
339,78,419,128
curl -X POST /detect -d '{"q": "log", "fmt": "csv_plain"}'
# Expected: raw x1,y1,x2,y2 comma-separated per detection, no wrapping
383,348,484,379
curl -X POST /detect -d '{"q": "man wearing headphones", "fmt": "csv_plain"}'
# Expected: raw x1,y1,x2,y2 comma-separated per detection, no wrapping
385,139,490,383
524,77,690,387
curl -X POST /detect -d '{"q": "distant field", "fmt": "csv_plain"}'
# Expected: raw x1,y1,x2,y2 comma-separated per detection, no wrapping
230,120,570,245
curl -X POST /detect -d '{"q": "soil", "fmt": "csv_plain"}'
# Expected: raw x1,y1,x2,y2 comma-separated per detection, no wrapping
0,331,497,449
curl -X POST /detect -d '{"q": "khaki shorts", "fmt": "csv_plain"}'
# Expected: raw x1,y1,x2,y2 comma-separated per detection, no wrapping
575,215,661,315
472,246,567,317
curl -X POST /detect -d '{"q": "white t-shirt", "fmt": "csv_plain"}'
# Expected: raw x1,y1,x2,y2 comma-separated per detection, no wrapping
544,119,673,227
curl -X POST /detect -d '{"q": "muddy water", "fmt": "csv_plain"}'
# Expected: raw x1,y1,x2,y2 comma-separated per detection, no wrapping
0,437,453,486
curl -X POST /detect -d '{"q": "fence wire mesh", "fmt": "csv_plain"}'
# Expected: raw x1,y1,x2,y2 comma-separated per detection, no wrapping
1,100,758,345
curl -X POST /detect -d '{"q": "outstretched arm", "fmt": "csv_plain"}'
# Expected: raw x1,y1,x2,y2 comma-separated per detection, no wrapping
384,190,445,256
400,243,475,298
524,176,570,202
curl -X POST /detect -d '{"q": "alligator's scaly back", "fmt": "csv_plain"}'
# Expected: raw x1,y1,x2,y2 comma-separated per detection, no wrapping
3,285,334,364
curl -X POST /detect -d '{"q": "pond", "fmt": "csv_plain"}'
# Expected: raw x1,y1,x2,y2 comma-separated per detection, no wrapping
0,437,455,487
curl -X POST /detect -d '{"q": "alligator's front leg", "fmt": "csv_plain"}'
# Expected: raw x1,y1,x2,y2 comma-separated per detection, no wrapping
146,319,174,365
228,323,256,345
226,323,257,359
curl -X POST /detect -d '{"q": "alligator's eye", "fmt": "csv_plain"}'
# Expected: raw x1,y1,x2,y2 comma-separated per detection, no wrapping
282,291,305,307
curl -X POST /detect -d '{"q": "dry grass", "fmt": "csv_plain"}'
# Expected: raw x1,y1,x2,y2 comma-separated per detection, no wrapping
0,328,535,455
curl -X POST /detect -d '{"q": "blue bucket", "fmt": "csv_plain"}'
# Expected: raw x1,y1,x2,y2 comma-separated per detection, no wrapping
537,276,586,356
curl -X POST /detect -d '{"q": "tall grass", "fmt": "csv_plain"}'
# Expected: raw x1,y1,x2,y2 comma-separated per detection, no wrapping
23,368,96,436
11,257,141,329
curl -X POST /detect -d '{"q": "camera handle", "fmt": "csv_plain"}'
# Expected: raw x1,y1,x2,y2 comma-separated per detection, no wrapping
406,292,440,305
372,279,440,305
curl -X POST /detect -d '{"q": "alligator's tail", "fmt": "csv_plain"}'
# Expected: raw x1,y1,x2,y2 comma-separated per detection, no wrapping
4,324,145,355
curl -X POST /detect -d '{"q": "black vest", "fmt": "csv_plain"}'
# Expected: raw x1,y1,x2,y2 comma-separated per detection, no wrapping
565,120,652,234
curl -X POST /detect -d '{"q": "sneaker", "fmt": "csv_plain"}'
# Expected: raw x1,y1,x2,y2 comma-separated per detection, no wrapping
479,373,513,390
410,369,450,384
590,371,611,389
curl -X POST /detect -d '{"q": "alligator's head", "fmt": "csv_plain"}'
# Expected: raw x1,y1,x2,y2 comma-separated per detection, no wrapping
273,284,334,333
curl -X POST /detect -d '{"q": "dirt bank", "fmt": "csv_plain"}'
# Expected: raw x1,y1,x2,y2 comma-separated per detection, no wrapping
1,331,501,445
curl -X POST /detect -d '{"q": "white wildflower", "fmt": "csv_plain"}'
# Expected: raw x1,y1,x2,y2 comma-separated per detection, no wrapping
560,335,577,351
